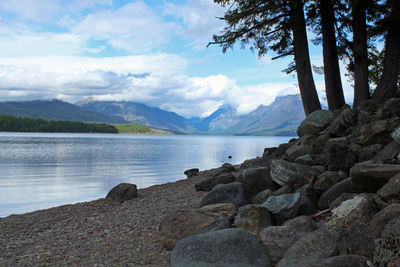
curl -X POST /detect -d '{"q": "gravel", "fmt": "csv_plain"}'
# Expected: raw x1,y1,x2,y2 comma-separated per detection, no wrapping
0,172,208,266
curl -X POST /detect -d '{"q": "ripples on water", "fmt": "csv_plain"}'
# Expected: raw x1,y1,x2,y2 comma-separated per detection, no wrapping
0,132,292,217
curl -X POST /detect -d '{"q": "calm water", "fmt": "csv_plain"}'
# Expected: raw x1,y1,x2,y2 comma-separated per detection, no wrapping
0,133,292,217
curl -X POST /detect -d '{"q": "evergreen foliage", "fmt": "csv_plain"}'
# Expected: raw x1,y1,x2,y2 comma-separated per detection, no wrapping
0,115,118,133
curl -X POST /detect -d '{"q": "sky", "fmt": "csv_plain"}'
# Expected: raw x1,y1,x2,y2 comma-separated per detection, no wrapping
0,0,354,118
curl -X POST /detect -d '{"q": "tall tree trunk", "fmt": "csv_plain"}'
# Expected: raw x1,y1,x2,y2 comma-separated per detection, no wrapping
320,0,345,110
352,0,370,108
290,0,321,116
373,1,400,103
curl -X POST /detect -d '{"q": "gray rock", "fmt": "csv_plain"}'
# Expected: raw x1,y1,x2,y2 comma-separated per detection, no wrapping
282,216,317,236
259,226,300,264
273,185,293,196
184,168,199,178
277,226,346,267
327,193,380,227
158,208,232,250
252,189,272,204
318,178,354,210
329,193,357,210
262,193,302,224
106,183,137,203
294,154,316,165
199,215,232,234
195,172,236,191
234,205,272,234
199,203,238,221
392,124,400,145
294,255,371,267
270,159,322,187
325,137,358,171
297,110,334,137
350,162,400,193
324,105,356,137
238,167,276,196
171,228,271,267
313,171,346,193
336,223,375,258
373,214,400,266
359,144,384,162
369,204,400,237
200,182,251,208
373,140,400,163
353,117,400,146
284,144,312,162
378,173,400,201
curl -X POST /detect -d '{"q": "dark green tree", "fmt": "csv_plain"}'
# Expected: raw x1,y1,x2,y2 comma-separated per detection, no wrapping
210,0,321,115
372,0,400,103
307,0,346,110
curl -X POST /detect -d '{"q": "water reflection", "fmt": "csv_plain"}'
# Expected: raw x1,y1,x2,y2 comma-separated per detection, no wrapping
0,133,292,217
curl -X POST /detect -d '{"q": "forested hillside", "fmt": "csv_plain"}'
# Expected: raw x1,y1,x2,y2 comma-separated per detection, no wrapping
0,116,118,133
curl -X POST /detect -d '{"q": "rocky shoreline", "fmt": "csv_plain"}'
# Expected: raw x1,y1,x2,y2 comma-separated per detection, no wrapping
2,98,400,266
160,99,400,267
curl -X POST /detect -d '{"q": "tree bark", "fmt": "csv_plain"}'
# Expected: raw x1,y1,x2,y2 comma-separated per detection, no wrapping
320,0,345,110
352,0,370,108
373,1,400,103
290,0,321,115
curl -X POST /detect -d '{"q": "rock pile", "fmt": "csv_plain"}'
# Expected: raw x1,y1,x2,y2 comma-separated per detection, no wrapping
159,98,400,267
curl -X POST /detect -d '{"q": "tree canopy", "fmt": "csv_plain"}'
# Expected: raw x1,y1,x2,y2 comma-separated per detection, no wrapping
210,0,400,114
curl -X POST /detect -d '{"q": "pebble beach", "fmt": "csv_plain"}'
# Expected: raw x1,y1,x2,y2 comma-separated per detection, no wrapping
0,173,207,266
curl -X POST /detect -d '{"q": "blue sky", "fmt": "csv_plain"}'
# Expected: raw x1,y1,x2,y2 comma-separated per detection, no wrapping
0,0,353,118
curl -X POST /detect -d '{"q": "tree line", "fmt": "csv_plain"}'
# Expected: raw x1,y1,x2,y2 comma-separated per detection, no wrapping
0,115,118,133
210,0,400,115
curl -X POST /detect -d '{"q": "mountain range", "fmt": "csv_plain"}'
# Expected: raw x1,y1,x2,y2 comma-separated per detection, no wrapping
0,94,305,136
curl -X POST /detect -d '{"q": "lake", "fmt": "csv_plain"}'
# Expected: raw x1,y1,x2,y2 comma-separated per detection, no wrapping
0,133,292,217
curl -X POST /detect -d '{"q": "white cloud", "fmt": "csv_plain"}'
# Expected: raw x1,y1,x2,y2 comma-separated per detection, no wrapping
164,0,226,49
0,0,60,22
72,1,179,52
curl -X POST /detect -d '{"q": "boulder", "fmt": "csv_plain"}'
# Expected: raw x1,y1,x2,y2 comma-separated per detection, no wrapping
369,204,400,237
294,154,316,165
325,137,358,171
277,226,346,267
270,159,322,187
184,168,199,178
313,171,346,193
195,172,236,191
297,184,318,216
259,226,300,264
372,140,400,163
353,117,400,146
273,185,293,196
311,134,330,154
329,193,357,210
234,205,272,234
284,144,312,162
392,124,400,145
238,167,277,196
158,208,232,250
377,98,400,119
106,183,137,203
200,182,251,208
336,223,375,258
377,173,400,201
327,194,380,227
359,144,384,162
171,228,271,267
282,216,317,236
373,214,400,266
240,157,269,170
350,163,400,193
252,189,272,204
293,255,370,267
318,178,354,210
199,203,238,221
262,193,302,224
324,105,356,137
297,110,334,137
